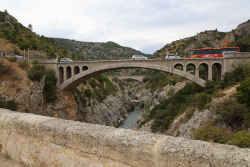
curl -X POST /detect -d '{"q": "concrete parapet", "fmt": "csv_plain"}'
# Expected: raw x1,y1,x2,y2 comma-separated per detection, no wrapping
224,52,250,58
1,109,249,167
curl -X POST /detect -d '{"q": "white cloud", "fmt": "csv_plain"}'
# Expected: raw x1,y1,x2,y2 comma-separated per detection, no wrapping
1,0,250,54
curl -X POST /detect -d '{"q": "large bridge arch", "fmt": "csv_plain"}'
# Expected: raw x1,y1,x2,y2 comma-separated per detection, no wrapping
59,63,206,91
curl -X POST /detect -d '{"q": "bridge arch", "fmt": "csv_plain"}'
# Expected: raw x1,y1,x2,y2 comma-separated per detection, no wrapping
58,66,64,84
82,65,88,71
59,63,206,91
74,66,80,75
198,62,209,80
173,63,184,71
212,62,223,81
66,66,72,80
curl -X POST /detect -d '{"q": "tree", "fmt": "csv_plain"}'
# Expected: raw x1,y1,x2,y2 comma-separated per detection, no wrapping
230,130,250,148
44,68,57,102
214,98,247,128
237,77,250,108
28,24,33,31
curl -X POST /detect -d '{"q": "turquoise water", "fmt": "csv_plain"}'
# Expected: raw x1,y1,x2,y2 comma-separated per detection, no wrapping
117,106,142,129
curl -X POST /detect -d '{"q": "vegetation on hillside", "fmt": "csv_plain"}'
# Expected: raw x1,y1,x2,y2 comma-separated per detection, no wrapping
140,61,250,148
27,62,58,102
0,10,72,59
73,73,117,119
130,69,185,92
0,10,150,61
0,60,18,110
153,19,250,58
53,38,151,61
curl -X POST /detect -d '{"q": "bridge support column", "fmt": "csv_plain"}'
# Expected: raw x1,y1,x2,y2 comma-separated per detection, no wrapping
208,66,212,81
64,67,67,83
195,66,199,78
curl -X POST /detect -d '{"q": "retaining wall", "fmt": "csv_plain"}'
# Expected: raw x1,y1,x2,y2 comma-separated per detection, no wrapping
0,109,249,167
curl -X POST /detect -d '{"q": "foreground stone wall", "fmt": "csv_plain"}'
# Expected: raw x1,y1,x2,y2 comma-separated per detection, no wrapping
0,109,249,167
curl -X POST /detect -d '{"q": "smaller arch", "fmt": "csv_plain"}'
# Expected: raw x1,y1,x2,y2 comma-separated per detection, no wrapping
186,63,196,75
212,62,222,81
199,63,209,80
82,65,89,71
174,63,183,71
74,66,80,75
66,66,72,80
58,66,64,84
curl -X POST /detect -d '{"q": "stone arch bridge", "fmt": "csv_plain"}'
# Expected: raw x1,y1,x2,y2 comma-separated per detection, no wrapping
39,53,250,91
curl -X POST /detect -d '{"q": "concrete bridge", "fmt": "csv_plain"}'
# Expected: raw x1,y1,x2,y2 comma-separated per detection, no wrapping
110,75,145,82
39,52,250,91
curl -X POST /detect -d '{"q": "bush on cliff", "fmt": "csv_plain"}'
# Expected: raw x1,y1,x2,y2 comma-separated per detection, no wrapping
7,56,17,62
0,95,18,111
193,122,234,144
214,98,248,128
44,68,58,102
0,61,13,76
27,64,45,82
148,83,204,133
230,130,250,148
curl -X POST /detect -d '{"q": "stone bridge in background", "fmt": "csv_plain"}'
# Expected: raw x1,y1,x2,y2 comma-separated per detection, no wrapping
39,52,250,91
110,75,145,82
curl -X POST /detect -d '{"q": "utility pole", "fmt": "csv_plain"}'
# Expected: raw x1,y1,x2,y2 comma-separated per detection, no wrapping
28,48,30,62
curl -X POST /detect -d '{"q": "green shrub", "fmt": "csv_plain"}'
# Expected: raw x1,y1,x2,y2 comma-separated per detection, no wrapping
5,99,18,111
192,92,212,110
0,61,12,75
89,78,97,88
185,107,195,119
18,60,29,70
244,112,250,127
84,89,93,98
230,130,250,148
167,88,175,96
214,98,247,128
113,77,120,83
44,68,57,102
236,77,250,108
0,95,18,111
27,64,45,82
31,60,39,65
193,122,234,144
7,56,17,62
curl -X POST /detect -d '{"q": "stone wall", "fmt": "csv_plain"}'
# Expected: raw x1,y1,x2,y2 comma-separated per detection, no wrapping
1,109,249,167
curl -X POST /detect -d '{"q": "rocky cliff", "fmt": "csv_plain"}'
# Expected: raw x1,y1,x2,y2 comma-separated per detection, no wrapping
0,59,133,127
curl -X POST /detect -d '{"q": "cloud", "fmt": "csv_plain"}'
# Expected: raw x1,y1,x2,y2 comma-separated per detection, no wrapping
1,0,250,54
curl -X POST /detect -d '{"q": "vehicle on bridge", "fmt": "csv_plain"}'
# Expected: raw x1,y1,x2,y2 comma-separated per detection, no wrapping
60,58,73,62
165,53,180,59
188,47,240,58
132,55,148,60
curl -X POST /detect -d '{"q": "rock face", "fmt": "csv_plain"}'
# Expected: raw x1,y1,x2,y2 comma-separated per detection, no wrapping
82,95,130,126
167,84,243,138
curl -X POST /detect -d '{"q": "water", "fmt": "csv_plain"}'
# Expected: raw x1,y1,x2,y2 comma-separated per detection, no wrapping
118,106,142,129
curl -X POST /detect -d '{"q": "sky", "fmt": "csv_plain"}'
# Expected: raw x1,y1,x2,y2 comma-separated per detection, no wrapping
1,0,250,54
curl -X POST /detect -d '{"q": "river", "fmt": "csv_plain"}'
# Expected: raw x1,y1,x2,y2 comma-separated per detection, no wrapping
117,106,142,129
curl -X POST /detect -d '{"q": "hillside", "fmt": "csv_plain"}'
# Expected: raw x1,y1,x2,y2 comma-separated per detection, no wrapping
0,10,150,61
54,38,151,60
153,19,250,58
